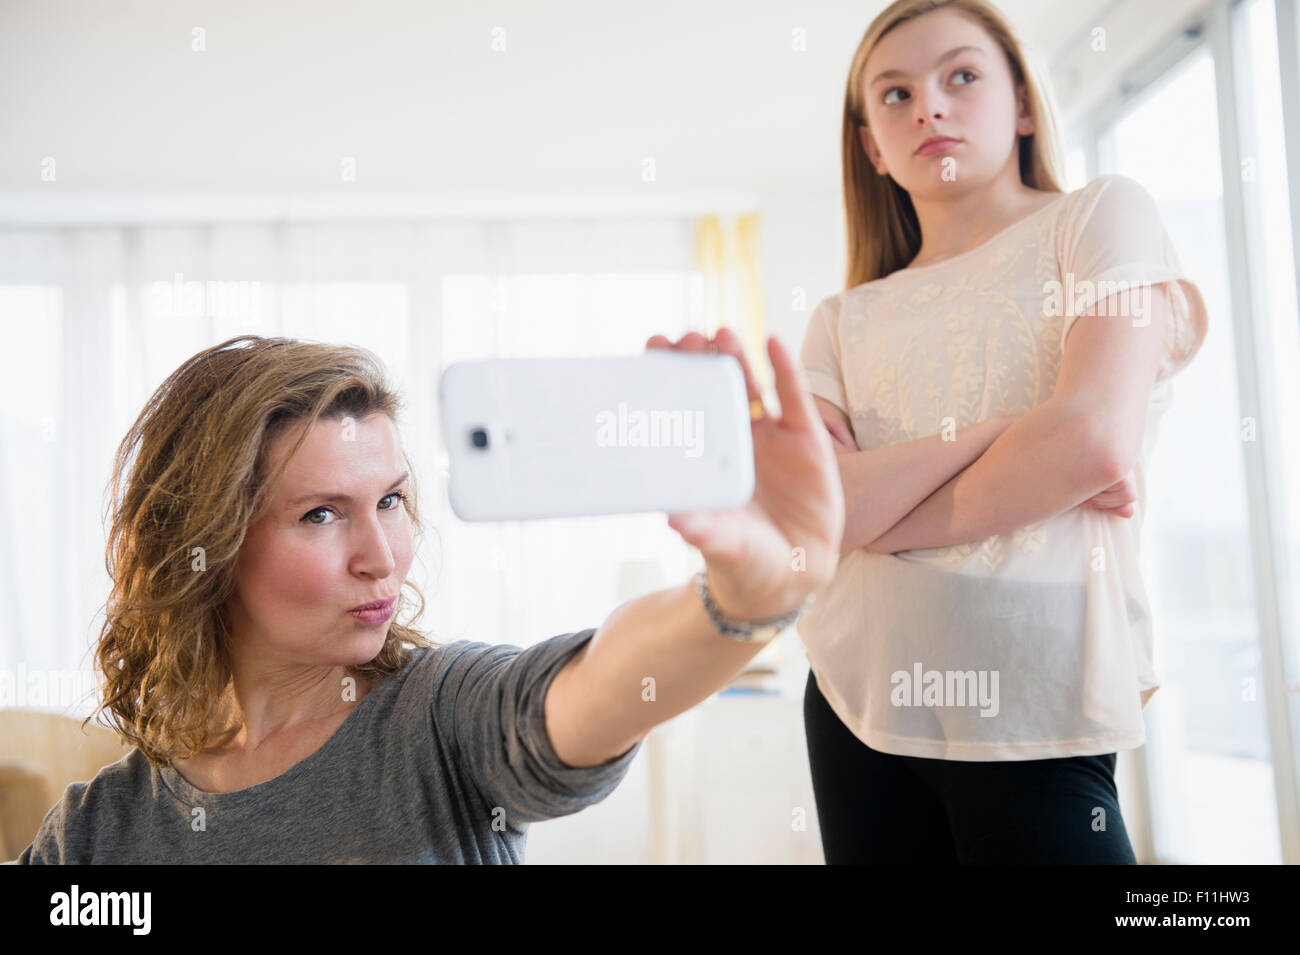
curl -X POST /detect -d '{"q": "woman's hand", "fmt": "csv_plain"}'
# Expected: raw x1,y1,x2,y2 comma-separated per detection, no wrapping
644,327,845,621
1082,469,1138,518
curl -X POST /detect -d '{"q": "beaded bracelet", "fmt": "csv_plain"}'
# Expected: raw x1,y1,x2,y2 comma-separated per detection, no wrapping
692,570,813,642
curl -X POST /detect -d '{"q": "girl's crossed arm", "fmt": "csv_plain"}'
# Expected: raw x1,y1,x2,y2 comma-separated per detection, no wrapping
814,396,1016,555
862,290,1169,554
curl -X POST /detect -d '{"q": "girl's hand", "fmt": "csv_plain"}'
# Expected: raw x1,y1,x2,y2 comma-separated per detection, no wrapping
1083,469,1138,518
644,328,845,621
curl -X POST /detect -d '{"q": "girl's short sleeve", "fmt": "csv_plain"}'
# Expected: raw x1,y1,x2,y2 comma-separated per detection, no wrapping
799,294,849,414
1059,174,1209,383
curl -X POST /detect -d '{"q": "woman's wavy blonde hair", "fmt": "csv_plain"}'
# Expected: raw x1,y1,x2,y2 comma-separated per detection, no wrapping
843,0,1067,287
85,335,439,767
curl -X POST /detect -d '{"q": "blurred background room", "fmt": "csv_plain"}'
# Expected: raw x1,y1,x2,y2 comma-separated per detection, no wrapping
1,0,1299,864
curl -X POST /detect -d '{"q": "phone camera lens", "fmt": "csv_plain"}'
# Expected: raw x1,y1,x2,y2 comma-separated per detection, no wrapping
470,427,489,449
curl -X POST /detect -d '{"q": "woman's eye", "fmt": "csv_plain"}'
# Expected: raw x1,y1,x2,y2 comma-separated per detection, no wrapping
883,87,907,105
953,69,977,85
301,491,408,526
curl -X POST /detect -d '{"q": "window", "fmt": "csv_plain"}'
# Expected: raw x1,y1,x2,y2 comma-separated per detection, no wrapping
1094,0,1300,862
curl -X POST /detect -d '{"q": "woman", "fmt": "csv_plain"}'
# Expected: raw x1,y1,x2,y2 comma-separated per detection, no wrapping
19,328,843,863
798,0,1208,863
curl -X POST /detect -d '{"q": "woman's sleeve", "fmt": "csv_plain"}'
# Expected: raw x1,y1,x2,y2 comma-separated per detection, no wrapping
799,294,850,415
434,630,642,828
1058,173,1209,383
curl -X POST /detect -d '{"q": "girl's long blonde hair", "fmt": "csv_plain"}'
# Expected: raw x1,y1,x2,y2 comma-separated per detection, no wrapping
87,336,439,767
843,0,1067,287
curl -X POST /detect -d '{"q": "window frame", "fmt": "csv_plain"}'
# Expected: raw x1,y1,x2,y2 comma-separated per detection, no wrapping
1071,0,1300,864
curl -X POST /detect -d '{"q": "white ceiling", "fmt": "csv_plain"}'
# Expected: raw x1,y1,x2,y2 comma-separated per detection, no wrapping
0,0,1194,200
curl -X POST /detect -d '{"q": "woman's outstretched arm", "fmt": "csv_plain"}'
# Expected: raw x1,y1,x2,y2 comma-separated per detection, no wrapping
543,328,844,769
864,290,1170,554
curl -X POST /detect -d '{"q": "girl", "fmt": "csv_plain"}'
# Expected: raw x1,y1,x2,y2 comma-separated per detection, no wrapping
798,0,1209,864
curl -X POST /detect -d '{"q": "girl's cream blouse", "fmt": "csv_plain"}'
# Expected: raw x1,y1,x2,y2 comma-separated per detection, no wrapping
798,173,1209,760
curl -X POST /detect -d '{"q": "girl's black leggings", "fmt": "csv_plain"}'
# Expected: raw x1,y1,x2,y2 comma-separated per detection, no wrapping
803,669,1138,864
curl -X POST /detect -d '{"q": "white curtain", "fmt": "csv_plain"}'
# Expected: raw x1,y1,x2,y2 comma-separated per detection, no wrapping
0,217,708,715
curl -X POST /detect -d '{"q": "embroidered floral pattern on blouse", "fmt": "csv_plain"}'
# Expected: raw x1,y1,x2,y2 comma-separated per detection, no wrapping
1014,522,1046,553
979,533,1005,571
941,541,977,564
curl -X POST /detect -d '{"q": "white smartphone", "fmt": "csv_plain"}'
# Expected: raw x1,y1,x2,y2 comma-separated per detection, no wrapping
439,351,755,521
